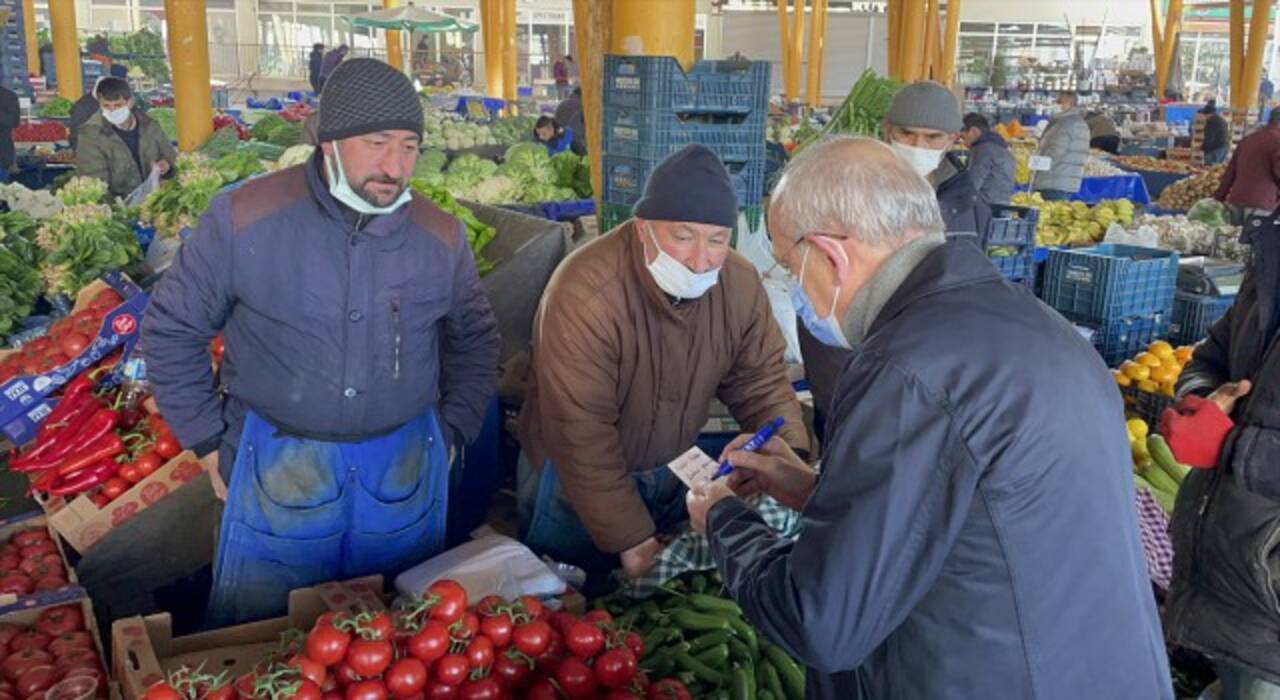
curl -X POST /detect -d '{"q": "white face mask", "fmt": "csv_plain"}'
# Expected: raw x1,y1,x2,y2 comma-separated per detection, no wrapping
643,224,721,300
890,141,947,177
102,106,131,127
324,145,411,216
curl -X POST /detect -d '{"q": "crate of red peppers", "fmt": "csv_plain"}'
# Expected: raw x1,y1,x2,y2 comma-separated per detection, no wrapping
118,575,716,700
0,274,148,448
0,512,79,606
0,588,111,700
12,122,70,143
13,386,202,553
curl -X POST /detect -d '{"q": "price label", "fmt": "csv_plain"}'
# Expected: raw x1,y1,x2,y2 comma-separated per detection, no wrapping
1028,155,1053,172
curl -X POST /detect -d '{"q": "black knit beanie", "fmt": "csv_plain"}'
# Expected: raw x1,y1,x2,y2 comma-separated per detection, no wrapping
318,58,423,142
632,145,738,228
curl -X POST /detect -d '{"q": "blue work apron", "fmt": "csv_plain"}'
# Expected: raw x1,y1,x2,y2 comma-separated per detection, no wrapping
206,409,449,627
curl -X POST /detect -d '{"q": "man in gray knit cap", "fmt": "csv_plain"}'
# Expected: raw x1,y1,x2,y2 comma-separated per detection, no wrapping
143,58,500,625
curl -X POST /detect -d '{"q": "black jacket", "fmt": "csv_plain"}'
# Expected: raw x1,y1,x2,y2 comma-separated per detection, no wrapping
0,87,18,171
68,94,99,151
1203,113,1230,153
1166,239,1280,683
712,240,1171,699
308,50,324,88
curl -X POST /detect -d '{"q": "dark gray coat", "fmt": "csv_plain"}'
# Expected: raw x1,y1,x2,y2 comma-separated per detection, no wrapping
1166,251,1280,683
709,240,1171,699
142,154,500,469
966,129,1016,205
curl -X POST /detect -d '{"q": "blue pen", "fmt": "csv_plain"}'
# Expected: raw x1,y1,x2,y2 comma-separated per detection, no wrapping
714,417,786,479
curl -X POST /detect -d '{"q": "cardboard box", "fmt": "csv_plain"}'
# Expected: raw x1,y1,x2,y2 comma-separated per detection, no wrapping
1,273,148,447
36,451,206,554
0,587,112,697
0,510,81,609
113,578,384,700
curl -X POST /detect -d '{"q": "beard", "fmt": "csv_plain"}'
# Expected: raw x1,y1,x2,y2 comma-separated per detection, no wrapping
356,176,407,207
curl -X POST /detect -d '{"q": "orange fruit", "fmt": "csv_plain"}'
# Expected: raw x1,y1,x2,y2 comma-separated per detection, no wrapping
1123,362,1151,381
1135,352,1162,368
1150,365,1177,385
1137,379,1159,393
1149,340,1175,360
1114,370,1133,387
1175,346,1194,364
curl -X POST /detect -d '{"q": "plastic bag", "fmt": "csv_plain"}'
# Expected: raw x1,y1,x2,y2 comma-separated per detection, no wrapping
394,534,567,602
122,164,162,208
1103,222,1159,248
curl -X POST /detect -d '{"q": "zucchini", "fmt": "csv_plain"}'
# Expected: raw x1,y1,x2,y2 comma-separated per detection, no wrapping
731,664,757,700
689,593,745,618
675,651,726,686
687,630,734,654
727,635,755,664
670,609,732,633
760,661,786,700
764,645,805,700
694,643,731,667
726,617,760,656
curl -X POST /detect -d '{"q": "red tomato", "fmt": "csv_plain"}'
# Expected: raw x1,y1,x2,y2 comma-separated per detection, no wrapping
205,685,235,700
593,648,637,688
449,614,478,643
58,334,90,358
344,681,386,700
605,691,641,700
646,679,691,700
294,680,323,700
288,656,327,687
511,621,552,657
134,452,164,478
363,613,394,642
118,465,143,485
384,658,428,699
564,622,604,660
330,663,360,690
554,657,597,699
477,616,512,649
344,639,392,678
35,607,83,637
153,435,182,460
423,683,457,700
432,655,468,687
143,683,182,700
15,665,58,698
549,612,577,638
9,631,51,653
20,555,60,576
408,622,450,664
524,680,559,700
87,492,110,509
0,574,33,596
0,626,19,648
9,531,49,549
533,630,564,672
0,555,21,573
425,581,468,624
47,632,92,657
518,597,544,620
100,479,129,501
581,611,612,626
305,620,352,668
456,679,501,700
51,650,98,672
463,636,494,671
19,542,58,559
322,694,343,700
623,632,644,661
473,596,503,618
490,653,531,691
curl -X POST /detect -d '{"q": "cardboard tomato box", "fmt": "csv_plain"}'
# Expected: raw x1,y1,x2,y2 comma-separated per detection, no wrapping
0,586,113,698
112,578,384,700
34,451,205,554
0,510,81,608
0,273,148,448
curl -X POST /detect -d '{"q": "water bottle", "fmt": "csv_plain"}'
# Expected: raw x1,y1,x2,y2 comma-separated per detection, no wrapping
119,353,150,429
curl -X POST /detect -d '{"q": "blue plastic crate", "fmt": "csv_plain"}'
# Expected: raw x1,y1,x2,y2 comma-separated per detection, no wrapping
603,154,765,209
604,55,770,114
987,204,1039,248
599,202,633,233
603,105,766,162
991,251,1034,282
1042,244,1179,323
1081,313,1171,367
1170,292,1234,346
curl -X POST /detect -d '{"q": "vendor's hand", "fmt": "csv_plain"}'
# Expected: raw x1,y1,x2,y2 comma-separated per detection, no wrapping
153,159,171,176
1208,380,1252,416
201,452,227,501
719,435,817,512
686,479,737,536
620,537,662,578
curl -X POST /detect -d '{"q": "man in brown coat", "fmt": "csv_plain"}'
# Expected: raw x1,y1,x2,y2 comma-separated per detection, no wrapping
75,77,176,201
518,145,810,579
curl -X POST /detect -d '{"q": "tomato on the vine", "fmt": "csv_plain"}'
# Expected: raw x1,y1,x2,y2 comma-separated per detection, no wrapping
306,619,352,668
457,678,502,700
623,632,645,661
534,629,565,670
478,615,512,648
288,656,327,687
525,680,559,700
549,612,577,638
473,596,503,618
647,678,691,700
463,635,494,671
345,639,393,678
432,655,469,687
564,622,605,660
491,652,531,691
594,648,637,688
362,613,394,642
423,682,458,700
408,622,450,664
424,581,468,625
581,610,613,626
518,596,545,621
294,680,323,700
450,613,479,642
143,683,182,700
511,620,552,657
384,658,428,699
331,662,361,690
555,656,598,699
344,680,386,700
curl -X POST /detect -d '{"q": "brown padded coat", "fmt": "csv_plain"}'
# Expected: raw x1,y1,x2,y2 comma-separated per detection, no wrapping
518,222,810,553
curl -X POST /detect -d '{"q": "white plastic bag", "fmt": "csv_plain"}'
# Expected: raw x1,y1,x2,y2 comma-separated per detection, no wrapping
394,534,567,602
1103,222,1159,248
122,164,162,208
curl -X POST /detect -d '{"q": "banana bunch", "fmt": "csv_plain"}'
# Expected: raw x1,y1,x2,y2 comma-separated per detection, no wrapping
1128,418,1190,514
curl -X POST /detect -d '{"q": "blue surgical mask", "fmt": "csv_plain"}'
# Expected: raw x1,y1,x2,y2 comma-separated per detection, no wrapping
788,244,852,350
324,145,411,216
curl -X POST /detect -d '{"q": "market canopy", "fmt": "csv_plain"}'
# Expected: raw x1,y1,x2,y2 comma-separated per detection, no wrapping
344,6,478,33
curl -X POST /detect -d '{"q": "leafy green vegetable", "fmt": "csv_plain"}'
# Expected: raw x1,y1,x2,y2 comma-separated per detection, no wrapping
107,29,170,83
414,149,448,178
38,97,72,118
0,210,41,336
810,69,903,145
267,122,304,147
212,150,266,185
276,144,315,168
35,203,140,297
140,153,224,239
57,177,108,206
199,126,241,159
251,113,288,141
148,107,179,141
410,177,496,274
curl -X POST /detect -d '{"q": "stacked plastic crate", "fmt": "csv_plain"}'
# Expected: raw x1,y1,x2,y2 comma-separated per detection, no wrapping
986,204,1039,288
0,0,31,98
598,55,770,233
1040,244,1180,366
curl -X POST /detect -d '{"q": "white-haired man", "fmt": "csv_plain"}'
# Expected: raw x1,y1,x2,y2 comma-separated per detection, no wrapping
686,136,1172,699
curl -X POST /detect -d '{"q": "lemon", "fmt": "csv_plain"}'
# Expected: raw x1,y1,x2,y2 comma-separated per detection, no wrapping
1127,418,1149,441
1137,379,1159,393
1150,365,1178,385
1124,363,1151,382
1149,340,1175,360
1114,370,1133,387
1175,346,1194,364
1161,381,1177,397
1136,352,1162,368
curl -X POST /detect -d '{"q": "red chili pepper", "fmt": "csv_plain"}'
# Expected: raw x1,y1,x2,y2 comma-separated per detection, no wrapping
30,433,124,495
11,405,113,473
41,376,95,427
33,393,95,443
46,460,119,497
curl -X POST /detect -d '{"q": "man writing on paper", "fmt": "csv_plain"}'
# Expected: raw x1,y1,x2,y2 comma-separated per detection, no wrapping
518,144,809,580
687,137,1171,699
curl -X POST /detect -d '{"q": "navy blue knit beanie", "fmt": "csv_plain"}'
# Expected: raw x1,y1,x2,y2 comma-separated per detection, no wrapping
632,145,738,228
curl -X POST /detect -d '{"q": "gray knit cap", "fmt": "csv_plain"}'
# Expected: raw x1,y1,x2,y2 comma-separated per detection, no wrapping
885,80,963,133
318,58,423,142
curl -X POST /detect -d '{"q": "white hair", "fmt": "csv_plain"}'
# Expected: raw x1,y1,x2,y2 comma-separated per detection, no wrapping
770,135,945,247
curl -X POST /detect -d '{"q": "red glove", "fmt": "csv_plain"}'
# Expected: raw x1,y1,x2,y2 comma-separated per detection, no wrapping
1158,395,1235,468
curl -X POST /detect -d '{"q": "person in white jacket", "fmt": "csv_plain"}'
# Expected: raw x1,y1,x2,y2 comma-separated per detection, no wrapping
1034,91,1090,200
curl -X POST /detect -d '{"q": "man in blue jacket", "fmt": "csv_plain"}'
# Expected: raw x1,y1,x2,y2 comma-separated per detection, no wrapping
687,136,1172,699
142,58,501,626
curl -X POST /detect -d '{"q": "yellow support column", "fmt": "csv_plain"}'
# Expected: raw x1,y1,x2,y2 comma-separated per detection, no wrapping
787,0,804,103
806,0,828,108
49,0,80,100
1157,0,1183,99
939,0,961,87
21,0,37,77
572,0,610,212
901,0,926,83
924,0,939,80
612,0,696,71
886,0,899,79
384,0,403,71
503,0,517,107
1149,0,1164,94
1243,0,1275,113
479,0,504,98
778,0,793,99
1230,0,1244,102
164,0,213,152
